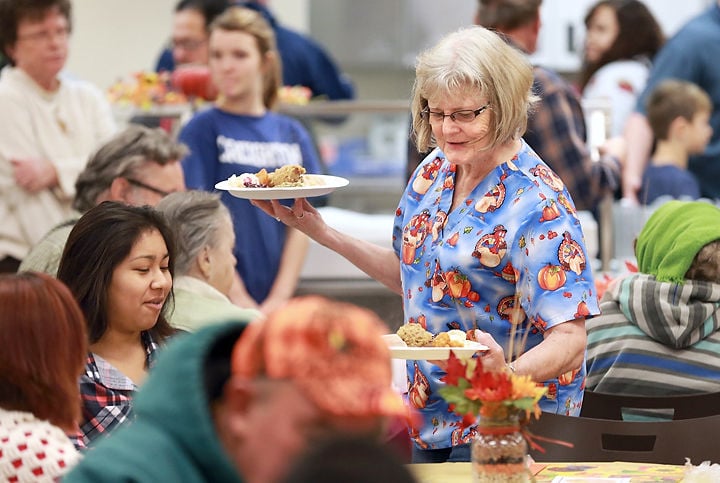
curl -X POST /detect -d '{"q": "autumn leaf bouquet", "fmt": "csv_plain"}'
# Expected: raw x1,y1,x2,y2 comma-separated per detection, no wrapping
438,352,546,426
439,354,549,481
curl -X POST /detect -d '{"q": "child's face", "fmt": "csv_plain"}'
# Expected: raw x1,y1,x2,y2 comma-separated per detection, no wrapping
685,110,713,155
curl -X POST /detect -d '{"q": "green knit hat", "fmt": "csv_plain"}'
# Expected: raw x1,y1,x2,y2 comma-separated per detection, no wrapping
635,200,720,283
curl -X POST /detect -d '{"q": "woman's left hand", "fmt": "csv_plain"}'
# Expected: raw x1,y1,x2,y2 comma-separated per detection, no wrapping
470,329,507,372
430,329,504,372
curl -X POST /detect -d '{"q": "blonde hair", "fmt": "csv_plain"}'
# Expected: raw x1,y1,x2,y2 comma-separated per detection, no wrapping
411,26,536,153
646,79,712,141
210,6,281,109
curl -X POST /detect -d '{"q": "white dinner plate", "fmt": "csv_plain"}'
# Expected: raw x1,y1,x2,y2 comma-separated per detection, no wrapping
215,174,349,200
382,334,488,360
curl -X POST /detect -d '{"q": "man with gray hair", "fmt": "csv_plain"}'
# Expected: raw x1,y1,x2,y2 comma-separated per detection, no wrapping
19,124,186,275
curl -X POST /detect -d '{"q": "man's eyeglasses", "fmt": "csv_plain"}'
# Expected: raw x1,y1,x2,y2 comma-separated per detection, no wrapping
172,38,207,51
125,178,172,198
420,104,491,124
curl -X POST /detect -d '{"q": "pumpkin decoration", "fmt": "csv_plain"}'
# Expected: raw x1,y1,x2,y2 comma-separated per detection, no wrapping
537,264,566,291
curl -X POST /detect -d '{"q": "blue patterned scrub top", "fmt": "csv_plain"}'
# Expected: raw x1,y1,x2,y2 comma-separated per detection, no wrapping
392,140,599,450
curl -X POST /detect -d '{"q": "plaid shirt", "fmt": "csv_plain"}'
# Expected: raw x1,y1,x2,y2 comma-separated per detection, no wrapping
71,331,159,450
523,66,620,212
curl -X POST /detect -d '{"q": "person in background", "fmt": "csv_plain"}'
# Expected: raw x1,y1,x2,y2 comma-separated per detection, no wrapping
281,435,418,483
179,6,323,313
155,0,228,72
622,1,720,203
57,202,177,449
0,0,116,273
638,80,712,205
475,0,623,214
18,124,186,276
156,191,261,332
0,272,86,481
580,0,663,137
157,0,354,101
587,200,720,396
64,296,406,483
255,26,596,463
237,0,354,100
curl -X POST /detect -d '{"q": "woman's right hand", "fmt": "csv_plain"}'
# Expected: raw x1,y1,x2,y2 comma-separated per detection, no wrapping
251,198,327,240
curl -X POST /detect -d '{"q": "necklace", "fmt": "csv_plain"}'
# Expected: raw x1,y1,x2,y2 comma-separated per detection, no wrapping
53,104,69,135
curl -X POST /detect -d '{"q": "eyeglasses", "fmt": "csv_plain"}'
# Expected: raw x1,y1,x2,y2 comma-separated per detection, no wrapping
125,178,172,198
17,26,70,44
172,38,207,51
421,104,491,124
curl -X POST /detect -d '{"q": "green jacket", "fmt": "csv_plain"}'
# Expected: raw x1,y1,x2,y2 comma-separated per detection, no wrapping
65,322,247,482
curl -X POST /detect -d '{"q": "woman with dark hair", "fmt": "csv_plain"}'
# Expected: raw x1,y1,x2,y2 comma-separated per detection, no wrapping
580,0,664,136
0,271,86,480
57,201,176,448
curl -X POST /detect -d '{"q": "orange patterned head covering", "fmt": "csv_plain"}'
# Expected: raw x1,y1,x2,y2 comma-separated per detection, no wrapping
231,296,406,418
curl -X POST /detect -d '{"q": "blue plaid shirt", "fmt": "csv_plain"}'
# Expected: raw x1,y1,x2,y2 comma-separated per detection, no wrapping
523,66,620,212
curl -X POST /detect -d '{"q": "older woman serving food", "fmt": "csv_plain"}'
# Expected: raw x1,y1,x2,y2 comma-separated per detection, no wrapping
254,26,598,463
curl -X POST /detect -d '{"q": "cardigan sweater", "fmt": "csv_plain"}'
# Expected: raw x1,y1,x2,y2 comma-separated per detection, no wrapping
0,67,115,260
0,408,81,482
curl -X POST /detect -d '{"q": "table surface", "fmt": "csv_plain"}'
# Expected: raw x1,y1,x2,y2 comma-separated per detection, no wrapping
410,461,686,482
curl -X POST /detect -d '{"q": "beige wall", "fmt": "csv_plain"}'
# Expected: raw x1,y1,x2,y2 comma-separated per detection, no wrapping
65,0,308,90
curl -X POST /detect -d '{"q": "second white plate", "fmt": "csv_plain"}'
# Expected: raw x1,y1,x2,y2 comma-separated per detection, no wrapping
382,334,488,360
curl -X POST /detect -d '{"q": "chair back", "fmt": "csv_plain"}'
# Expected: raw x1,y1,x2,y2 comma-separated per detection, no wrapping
581,390,720,420
528,412,720,465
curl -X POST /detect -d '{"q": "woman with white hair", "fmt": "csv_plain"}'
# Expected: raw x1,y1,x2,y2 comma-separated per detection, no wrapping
156,190,260,331
256,26,597,462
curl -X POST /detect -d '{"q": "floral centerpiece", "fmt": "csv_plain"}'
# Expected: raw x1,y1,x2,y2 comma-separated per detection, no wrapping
439,353,547,482
439,353,546,423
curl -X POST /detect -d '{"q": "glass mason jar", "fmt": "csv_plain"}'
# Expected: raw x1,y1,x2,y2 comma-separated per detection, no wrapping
471,412,530,483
